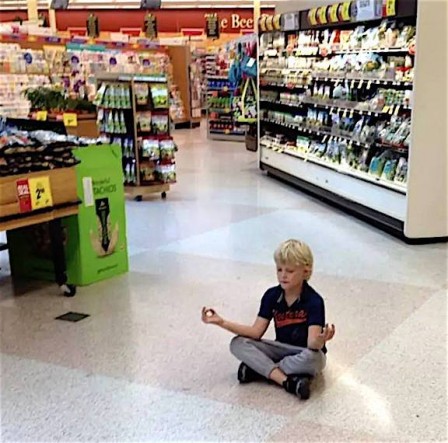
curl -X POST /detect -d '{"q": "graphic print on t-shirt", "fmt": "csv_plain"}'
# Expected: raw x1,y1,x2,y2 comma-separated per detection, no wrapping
273,309,307,328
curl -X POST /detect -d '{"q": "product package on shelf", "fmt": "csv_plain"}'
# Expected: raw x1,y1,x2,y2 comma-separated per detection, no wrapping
169,84,187,123
139,137,176,185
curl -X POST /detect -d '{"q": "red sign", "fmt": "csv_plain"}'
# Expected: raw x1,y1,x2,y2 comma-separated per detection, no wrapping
120,28,142,37
16,179,32,213
0,8,274,34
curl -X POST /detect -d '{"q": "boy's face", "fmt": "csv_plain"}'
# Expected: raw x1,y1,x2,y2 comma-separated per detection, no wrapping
276,261,309,291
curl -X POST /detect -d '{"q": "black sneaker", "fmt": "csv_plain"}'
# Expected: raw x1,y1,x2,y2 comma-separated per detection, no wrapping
283,376,311,400
237,363,263,384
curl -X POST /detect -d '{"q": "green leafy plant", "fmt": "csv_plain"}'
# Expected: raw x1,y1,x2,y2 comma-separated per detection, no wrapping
24,87,96,114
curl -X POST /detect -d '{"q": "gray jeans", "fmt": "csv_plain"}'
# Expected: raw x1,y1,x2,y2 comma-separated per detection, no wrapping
230,336,326,379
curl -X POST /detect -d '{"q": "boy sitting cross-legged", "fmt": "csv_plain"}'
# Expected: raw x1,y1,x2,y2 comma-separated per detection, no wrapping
202,239,335,400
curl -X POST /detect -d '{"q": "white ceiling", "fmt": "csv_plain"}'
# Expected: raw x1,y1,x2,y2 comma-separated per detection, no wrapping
0,0,277,10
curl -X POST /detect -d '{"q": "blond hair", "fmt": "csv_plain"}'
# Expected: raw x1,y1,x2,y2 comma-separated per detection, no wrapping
274,239,314,280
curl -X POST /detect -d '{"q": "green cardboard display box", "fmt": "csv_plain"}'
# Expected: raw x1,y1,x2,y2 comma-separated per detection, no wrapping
8,144,129,286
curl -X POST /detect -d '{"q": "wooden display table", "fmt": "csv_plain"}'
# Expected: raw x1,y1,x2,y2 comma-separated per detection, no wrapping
0,167,80,296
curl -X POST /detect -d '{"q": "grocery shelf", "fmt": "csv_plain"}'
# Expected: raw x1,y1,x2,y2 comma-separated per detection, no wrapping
261,144,407,195
311,75,413,87
256,0,448,241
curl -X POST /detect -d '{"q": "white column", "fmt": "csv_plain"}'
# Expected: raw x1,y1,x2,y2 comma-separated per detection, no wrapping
27,0,39,22
254,0,261,32
49,9,57,31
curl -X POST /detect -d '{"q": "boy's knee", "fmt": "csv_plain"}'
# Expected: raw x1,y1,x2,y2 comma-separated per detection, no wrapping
229,335,248,355
280,349,322,377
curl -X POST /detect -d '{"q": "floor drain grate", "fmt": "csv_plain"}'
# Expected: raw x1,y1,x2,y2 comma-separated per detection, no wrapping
55,312,90,322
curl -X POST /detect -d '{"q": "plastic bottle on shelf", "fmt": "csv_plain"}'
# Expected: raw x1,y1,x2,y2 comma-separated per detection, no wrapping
124,86,131,109
104,85,111,108
131,162,137,184
107,111,114,133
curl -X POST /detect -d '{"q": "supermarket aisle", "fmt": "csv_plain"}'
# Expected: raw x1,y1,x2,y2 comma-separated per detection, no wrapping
1,125,447,442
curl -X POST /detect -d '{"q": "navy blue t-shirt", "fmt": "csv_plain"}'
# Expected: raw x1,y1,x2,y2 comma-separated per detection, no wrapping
258,282,327,353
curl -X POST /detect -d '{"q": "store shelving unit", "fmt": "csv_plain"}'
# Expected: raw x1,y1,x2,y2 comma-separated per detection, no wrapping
206,76,245,142
95,73,176,201
205,53,245,142
258,0,447,241
190,48,207,120
206,35,258,143
167,45,201,129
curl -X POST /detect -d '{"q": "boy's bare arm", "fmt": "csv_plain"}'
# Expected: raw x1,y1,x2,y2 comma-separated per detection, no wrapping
221,317,270,340
202,307,270,340
307,324,336,350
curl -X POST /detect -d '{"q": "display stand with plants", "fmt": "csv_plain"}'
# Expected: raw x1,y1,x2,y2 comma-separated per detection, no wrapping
24,87,98,137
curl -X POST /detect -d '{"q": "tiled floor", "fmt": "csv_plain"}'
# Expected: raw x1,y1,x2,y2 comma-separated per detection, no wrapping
0,125,447,442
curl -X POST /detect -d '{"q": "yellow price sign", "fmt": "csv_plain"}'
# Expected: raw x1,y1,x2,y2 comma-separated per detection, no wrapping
386,0,396,16
308,8,318,25
273,14,282,30
340,1,352,21
36,110,48,121
63,113,78,127
318,6,328,24
329,4,339,23
29,176,53,211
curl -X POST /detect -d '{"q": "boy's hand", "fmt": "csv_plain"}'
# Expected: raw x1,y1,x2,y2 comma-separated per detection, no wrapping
320,324,336,342
201,307,224,326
